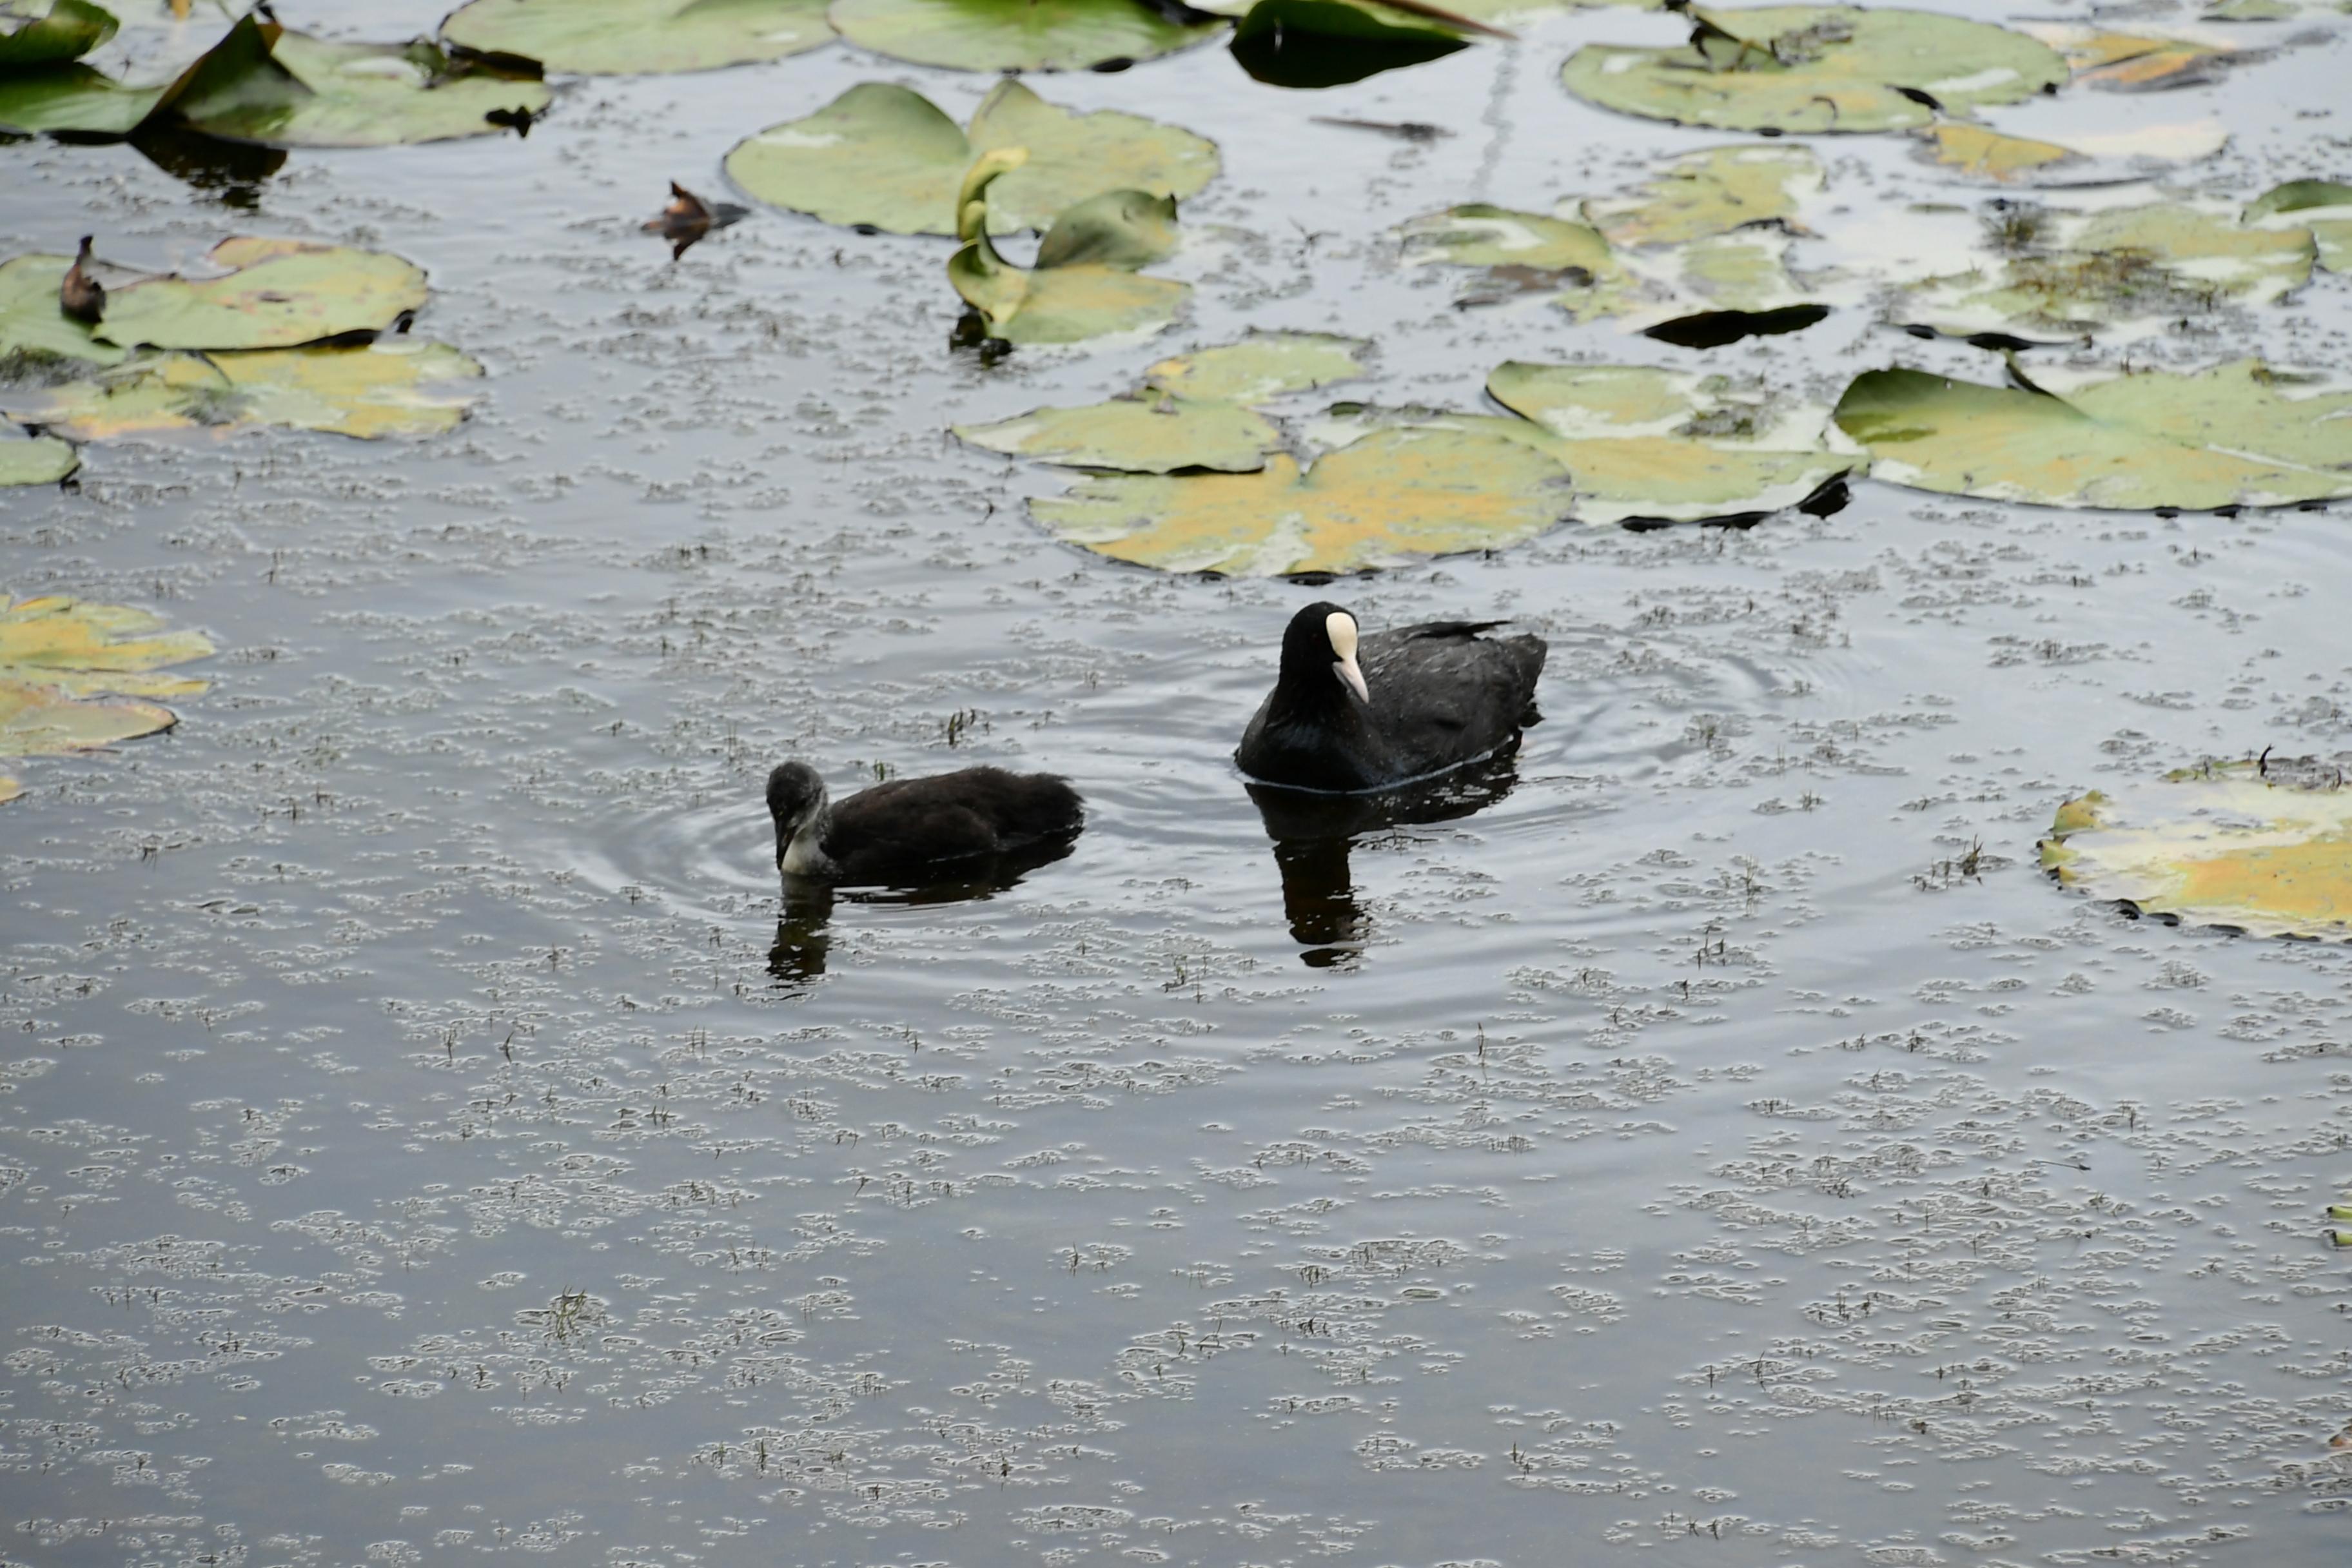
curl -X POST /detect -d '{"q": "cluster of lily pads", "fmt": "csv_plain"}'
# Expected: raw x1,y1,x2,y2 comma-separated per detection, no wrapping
0,237,484,485
0,593,213,806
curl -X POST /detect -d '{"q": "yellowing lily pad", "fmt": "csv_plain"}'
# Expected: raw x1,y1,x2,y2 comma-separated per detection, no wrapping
1832,359,2352,511
1582,143,1821,246
725,79,1218,237
1,342,484,441
1916,123,2078,182
0,431,77,485
1143,331,1367,402
2246,180,2352,272
440,0,833,74
96,237,429,351
1,251,129,367
1031,426,1571,576
827,0,1223,72
2019,24,2235,91
956,393,1280,473
0,593,212,763
1563,6,2067,135
2041,761,2352,938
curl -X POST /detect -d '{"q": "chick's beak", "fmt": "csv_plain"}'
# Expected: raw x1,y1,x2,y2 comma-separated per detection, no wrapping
1333,651,1369,705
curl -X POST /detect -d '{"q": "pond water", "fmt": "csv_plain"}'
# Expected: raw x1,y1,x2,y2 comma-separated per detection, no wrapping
6,1,2352,1564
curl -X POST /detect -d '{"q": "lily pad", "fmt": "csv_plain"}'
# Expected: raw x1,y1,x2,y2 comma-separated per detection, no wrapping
0,593,213,765
2041,761,2352,939
724,79,1218,237
440,0,832,74
0,430,77,485
173,23,551,148
0,342,485,441
1832,360,2352,511
1582,143,1821,246
1563,6,2067,135
0,0,115,66
827,0,1222,72
1230,0,1476,90
0,252,129,368
1032,425,1571,577
96,237,429,351
2021,25,2236,91
0,58,163,134
948,157,1188,346
1916,123,2077,182
1143,331,1367,402
2247,180,2352,272
1402,204,1618,275
956,393,1281,473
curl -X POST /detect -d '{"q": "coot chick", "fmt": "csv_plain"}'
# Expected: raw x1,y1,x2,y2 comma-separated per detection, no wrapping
60,236,103,325
767,761,1084,886
1235,602,1545,792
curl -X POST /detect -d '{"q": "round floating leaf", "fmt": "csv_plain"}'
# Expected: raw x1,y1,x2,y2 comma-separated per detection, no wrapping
1914,122,2077,181
1031,426,1571,577
0,593,213,761
1143,331,1367,402
2247,180,2352,273
0,252,129,367
949,241,1188,345
1833,360,2352,510
1402,204,1616,275
0,431,77,485
955,393,1280,472
97,237,429,351
1564,6,2067,135
2041,763,2352,939
0,61,163,133
827,0,1222,72
440,0,832,74
170,20,551,148
724,79,1218,237
1034,189,1180,270
0,0,117,67
1,342,485,441
1582,143,1821,246
1230,0,1472,89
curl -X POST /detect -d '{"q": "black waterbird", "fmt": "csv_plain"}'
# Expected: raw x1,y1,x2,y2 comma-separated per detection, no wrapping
766,761,1084,888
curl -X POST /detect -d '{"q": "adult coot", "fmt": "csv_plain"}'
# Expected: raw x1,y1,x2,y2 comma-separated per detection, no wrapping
767,761,1084,886
1235,602,1545,792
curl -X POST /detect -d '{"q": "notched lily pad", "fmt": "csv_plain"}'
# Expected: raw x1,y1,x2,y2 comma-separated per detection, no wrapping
0,429,77,485
1,342,485,441
95,236,431,351
948,157,1189,346
440,0,833,75
827,0,1224,73
2041,759,2352,939
0,593,213,769
725,79,1217,237
1143,331,1367,402
1032,426,1572,577
1833,359,2352,511
1563,6,2067,135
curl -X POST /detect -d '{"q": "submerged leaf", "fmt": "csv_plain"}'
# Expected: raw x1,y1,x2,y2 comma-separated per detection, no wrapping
725,79,1217,237
1031,426,1571,576
1230,0,1475,89
1563,6,2066,134
440,0,832,74
827,0,1223,72
1832,360,2352,511
1142,331,1367,402
96,237,429,351
0,593,213,763
1,342,485,440
0,431,77,485
2041,761,2352,939
956,394,1280,473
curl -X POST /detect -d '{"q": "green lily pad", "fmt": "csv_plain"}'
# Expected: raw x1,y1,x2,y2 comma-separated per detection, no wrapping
1832,360,2352,510
1564,6,2067,135
1914,123,2078,182
1,252,129,368
1143,331,1367,402
1897,202,2314,337
0,59,162,133
440,0,832,74
0,342,485,441
827,0,1222,72
1031,425,1572,577
0,430,77,485
2247,180,2352,272
1402,204,1618,275
2041,761,2352,939
725,79,1218,237
1582,143,1821,246
948,156,1188,346
0,593,212,763
173,22,551,148
1230,0,1475,89
0,0,115,67
956,393,1281,473
96,237,429,351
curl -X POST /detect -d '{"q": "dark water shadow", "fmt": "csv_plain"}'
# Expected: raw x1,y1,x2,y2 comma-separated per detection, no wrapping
1231,27,1466,90
129,123,287,208
1247,747,1522,969
767,836,1080,988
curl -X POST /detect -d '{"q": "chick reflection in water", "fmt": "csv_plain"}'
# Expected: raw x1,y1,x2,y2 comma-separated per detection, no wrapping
1236,603,1547,966
764,761,1085,985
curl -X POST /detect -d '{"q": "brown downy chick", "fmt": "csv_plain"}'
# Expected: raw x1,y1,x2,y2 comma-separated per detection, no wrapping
643,182,744,261
60,235,104,326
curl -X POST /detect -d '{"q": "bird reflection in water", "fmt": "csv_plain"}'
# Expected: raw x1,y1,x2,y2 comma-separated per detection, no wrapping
767,838,1081,988
1248,749,1524,968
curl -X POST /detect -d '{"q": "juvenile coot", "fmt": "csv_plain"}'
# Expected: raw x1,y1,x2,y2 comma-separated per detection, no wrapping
60,236,103,325
1235,602,1545,792
767,761,1084,886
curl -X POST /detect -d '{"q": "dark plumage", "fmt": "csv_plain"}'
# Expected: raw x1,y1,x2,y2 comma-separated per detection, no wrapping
1235,602,1546,792
767,761,1084,887
60,235,104,326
